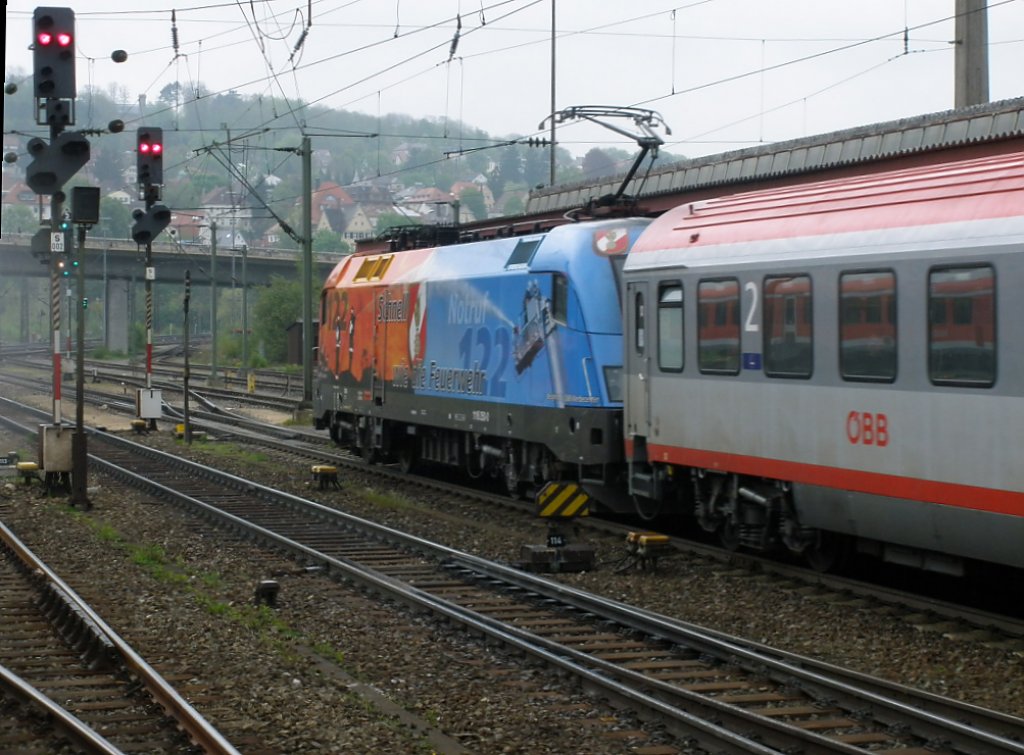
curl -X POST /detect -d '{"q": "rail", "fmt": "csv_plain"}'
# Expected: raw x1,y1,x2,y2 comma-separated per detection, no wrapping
0,507,241,755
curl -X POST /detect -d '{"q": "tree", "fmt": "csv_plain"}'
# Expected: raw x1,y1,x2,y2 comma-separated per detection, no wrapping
523,147,550,189
253,275,302,363
95,197,133,239
501,193,525,216
1,205,39,235
489,143,524,197
458,187,487,221
312,228,351,254
90,142,129,188
374,210,416,234
582,148,619,180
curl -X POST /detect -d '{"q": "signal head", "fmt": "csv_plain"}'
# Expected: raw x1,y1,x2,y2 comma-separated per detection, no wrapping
33,7,76,100
136,127,165,186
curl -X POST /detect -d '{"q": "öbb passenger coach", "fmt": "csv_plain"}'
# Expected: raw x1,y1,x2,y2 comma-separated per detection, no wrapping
622,151,1023,573
315,151,1024,575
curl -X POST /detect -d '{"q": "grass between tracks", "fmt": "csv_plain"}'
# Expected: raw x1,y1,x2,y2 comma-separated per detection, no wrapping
172,436,270,465
67,506,330,660
64,503,445,754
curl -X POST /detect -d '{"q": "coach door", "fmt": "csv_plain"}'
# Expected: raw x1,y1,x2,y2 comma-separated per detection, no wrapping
371,286,386,407
625,282,652,441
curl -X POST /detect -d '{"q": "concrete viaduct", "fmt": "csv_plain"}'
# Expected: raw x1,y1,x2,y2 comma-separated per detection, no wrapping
1,233,344,352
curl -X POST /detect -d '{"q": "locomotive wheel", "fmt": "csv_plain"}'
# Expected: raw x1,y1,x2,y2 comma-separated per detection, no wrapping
503,460,523,499
719,520,740,551
397,442,418,475
632,494,662,522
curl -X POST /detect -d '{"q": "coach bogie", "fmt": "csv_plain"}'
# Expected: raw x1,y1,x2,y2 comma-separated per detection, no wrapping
693,470,823,560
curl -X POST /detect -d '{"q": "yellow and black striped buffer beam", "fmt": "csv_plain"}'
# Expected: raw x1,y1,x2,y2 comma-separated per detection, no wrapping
536,482,590,518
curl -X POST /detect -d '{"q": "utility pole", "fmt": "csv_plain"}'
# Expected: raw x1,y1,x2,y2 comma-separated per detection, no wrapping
301,135,313,406
183,271,193,445
241,244,250,379
549,0,556,186
69,186,100,510
955,0,989,108
210,220,219,386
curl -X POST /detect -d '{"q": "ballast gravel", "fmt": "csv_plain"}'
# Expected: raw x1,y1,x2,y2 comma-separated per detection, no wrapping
1,420,1022,754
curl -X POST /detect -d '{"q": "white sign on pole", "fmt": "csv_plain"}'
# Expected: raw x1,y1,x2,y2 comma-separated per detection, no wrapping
51,232,65,253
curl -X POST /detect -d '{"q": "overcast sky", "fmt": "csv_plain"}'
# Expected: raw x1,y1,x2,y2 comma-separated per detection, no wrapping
5,1,1023,161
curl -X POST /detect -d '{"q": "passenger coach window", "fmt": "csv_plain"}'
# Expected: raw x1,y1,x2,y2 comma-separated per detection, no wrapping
634,292,646,354
840,271,897,382
764,275,813,378
698,279,740,374
657,283,683,372
928,265,996,386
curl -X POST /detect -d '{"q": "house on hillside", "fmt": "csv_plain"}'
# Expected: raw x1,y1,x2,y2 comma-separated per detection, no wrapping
315,203,375,242
450,177,495,219
1,180,45,225
200,186,253,249
168,213,208,246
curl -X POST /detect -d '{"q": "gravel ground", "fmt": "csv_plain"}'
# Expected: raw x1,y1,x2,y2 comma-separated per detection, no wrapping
0,422,684,755
2,407,1023,754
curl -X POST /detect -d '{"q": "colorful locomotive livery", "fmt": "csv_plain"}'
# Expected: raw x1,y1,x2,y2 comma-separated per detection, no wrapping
316,151,1024,575
315,219,652,493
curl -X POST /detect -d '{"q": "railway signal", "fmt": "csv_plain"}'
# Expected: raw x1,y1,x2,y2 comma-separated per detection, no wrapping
131,204,172,245
24,131,90,195
33,7,76,100
136,127,164,186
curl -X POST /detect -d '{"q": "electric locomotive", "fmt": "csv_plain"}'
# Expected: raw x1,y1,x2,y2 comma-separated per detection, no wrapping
621,151,1024,574
314,218,651,495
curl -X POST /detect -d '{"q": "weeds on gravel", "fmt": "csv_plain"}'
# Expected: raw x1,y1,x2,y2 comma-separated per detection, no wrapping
130,544,191,586
312,641,346,665
174,437,269,465
60,504,361,694
360,488,415,511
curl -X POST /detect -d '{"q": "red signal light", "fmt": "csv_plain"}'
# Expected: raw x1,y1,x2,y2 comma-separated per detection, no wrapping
136,127,165,186
36,31,72,47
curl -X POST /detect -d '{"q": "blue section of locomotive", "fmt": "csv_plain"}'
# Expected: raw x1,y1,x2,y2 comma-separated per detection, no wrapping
412,219,648,410
316,216,652,491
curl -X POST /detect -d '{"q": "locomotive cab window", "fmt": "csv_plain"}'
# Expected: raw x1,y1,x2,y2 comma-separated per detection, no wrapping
697,278,740,374
763,275,813,378
551,273,568,326
506,238,541,268
928,265,996,387
354,255,393,282
657,283,684,372
840,271,897,382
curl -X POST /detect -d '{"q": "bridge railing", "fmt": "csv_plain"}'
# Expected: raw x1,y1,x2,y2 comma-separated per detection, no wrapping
1,232,346,264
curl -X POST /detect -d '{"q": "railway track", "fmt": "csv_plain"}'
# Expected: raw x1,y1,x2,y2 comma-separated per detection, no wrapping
4,364,1019,643
2,398,1021,754
0,514,240,755
4,368,1023,640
